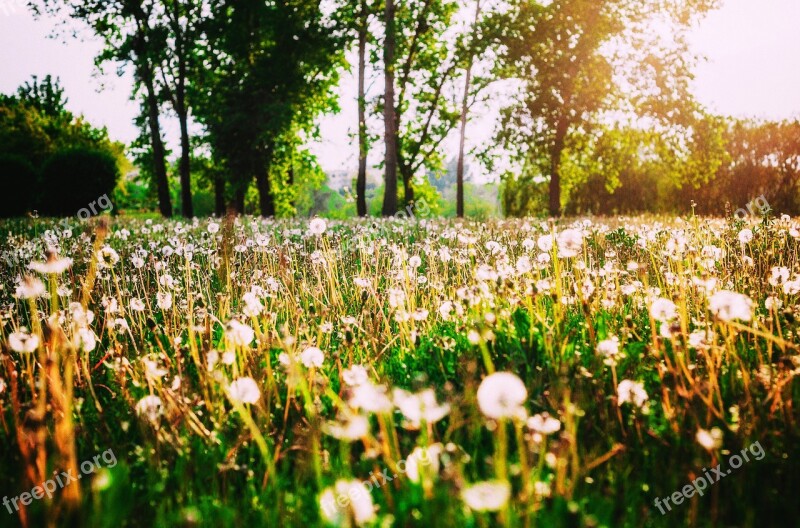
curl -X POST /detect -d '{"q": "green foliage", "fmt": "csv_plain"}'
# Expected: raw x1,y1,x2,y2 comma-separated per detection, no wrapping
38,147,121,216
0,154,38,218
496,0,722,216
194,0,344,215
17,74,70,117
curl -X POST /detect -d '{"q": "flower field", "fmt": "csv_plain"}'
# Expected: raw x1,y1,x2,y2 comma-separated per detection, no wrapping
1,214,799,527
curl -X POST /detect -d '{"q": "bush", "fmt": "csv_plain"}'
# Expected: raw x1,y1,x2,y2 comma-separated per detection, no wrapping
0,154,38,218
38,147,120,217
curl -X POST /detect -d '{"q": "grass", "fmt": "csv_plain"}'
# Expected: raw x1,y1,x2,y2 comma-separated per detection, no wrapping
0,213,799,527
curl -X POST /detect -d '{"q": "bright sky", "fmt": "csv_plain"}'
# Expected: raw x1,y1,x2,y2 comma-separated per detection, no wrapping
1,0,798,173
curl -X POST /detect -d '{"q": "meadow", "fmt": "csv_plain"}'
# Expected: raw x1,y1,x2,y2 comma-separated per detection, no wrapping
1,213,799,527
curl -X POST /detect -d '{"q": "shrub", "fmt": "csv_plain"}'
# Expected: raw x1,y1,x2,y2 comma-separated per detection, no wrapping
0,154,38,218
38,147,119,217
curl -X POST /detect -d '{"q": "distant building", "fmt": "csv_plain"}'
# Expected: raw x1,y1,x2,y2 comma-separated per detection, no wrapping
326,169,382,191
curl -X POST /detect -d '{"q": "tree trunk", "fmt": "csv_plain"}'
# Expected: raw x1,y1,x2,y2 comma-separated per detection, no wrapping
214,172,225,216
457,0,481,219
399,158,414,207
172,0,193,219
356,0,368,217
232,185,246,215
288,154,295,211
177,107,193,217
456,67,473,218
549,120,568,217
381,0,398,217
141,69,172,218
256,169,275,217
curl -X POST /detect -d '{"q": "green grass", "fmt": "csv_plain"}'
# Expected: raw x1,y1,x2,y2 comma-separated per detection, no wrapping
0,214,799,527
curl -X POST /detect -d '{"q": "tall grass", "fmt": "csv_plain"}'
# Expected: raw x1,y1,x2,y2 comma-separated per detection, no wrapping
0,213,799,527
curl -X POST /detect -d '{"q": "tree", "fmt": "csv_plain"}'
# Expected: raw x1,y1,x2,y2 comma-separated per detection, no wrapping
391,0,460,210
454,0,497,218
39,147,120,216
1,77,126,174
158,0,206,218
35,0,174,217
17,75,69,117
381,0,399,216
497,0,720,217
330,0,378,217
0,155,38,217
195,0,342,217
355,0,373,217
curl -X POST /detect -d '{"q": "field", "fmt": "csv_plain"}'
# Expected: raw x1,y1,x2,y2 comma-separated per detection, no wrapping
1,214,799,527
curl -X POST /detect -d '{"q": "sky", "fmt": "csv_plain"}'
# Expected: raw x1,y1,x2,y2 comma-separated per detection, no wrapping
1,0,799,174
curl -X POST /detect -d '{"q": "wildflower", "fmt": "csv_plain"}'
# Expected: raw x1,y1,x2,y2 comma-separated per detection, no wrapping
503,249,526,272
228,377,261,404
206,350,219,371
688,330,715,350
461,481,511,512
143,358,168,379
207,222,220,234
696,427,723,451
597,336,619,356
323,414,369,441
130,298,145,312
15,275,46,299
533,480,552,498
410,308,428,321
28,250,72,274
393,388,450,428
769,267,790,286
225,320,254,347
135,395,163,423
650,298,677,322
159,274,176,289
476,372,527,419
405,444,443,483
8,330,39,353
300,346,325,368
350,382,393,413
737,229,753,245
765,296,782,310
783,279,800,296
156,291,173,310
708,290,753,322
96,246,119,268
527,412,561,435
222,351,236,365
69,302,94,326
537,234,554,252
342,365,369,387
74,327,97,352
438,301,454,320
557,229,583,258
309,218,327,236
319,480,375,527
242,291,263,317
617,380,648,408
